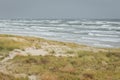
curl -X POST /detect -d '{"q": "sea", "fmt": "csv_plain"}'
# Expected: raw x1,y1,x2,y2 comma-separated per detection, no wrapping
0,19,120,48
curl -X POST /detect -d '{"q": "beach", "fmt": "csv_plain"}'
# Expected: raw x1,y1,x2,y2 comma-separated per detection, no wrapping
0,0,120,79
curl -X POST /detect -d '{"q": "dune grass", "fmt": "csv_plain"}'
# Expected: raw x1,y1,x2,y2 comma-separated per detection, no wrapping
0,35,32,58
0,72,28,80
9,52,120,80
0,34,120,80
0,38,29,51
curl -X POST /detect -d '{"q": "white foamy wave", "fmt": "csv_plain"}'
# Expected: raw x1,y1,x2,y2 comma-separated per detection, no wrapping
93,43,113,48
88,33,119,37
48,20,61,23
95,21,105,24
56,28,64,30
0,23,7,27
82,21,105,25
106,21,120,25
82,37,120,42
101,24,110,27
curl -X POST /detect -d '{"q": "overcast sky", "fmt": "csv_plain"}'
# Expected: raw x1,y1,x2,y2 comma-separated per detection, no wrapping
0,0,120,19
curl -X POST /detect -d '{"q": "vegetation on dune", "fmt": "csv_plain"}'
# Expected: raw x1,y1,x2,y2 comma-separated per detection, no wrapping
0,35,32,58
0,72,28,80
9,52,120,80
0,34,120,80
0,34,84,57
0,38,29,51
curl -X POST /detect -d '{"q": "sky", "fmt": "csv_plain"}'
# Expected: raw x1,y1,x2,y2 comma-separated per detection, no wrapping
0,0,120,19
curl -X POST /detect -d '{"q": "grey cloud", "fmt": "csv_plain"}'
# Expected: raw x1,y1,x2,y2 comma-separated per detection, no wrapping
0,0,120,19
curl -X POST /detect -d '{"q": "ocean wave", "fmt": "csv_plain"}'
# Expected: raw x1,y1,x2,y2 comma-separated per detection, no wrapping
81,37,120,42
93,43,113,48
0,19,120,48
88,33,119,37
57,24,69,26
67,21,81,24
48,20,62,24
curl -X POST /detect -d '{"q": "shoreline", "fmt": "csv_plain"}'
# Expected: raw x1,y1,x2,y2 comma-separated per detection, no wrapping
0,33,120,49
0,34,120,54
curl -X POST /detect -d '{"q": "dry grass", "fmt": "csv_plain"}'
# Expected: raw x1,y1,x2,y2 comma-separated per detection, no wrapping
40,72,58,80
0,72,28,80
0,34,120,80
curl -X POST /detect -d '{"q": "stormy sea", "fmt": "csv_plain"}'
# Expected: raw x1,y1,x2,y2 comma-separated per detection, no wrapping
0,19,120,48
